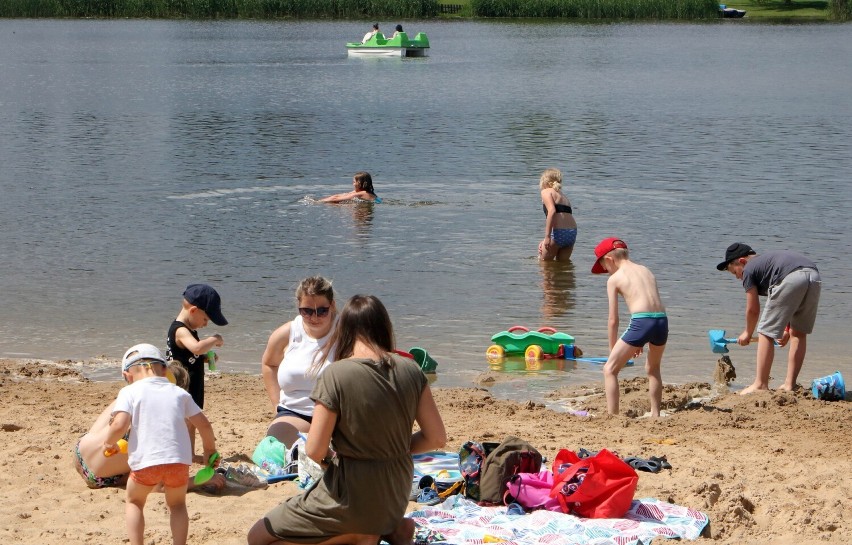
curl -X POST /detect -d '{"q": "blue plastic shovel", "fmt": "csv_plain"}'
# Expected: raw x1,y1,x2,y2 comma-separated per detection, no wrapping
708,329,765,354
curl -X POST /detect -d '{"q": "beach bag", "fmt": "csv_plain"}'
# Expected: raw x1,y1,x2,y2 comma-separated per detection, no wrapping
286,433,325,489
459,440,500,501
505,470,561,512
478,436,543,505
252,436,287,469
550,448,638,519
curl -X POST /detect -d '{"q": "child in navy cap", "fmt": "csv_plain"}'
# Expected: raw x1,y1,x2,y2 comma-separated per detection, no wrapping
166,283,226,462
717,243,820,394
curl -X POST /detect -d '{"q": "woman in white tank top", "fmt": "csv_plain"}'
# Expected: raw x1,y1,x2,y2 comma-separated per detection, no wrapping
261,276,337,447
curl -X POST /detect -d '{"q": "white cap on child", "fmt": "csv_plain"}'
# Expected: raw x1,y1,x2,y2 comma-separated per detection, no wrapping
122,343,167,372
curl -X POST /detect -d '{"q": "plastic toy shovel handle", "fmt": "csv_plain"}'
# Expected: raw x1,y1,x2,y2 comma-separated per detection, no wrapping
193,452,221,485
564,355,634,367
266,473,299,484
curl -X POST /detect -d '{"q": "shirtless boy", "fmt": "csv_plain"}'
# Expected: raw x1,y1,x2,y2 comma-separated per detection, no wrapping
592,238,667,417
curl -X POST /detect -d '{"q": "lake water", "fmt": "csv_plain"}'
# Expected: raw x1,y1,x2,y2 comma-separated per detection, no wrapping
1,19,850,405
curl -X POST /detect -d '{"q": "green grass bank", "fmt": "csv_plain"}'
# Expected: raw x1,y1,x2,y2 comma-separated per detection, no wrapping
0,0,440,18
468,0,719,19
0,0,847,20
453,0,846,20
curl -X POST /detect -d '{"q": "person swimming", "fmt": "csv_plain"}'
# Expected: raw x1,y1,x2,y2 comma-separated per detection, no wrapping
320,172,382,203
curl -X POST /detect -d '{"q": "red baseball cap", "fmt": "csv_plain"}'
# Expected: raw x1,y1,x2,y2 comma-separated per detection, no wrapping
591,237,628,274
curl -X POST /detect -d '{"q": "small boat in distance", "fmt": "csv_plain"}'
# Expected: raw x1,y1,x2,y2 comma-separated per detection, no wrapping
719,4,746,17
346,32,430,58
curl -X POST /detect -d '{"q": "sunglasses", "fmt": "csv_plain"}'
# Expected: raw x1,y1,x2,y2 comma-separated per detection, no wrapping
299,306,331,318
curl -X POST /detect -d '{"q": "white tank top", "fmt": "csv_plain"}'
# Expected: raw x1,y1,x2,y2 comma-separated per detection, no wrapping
277,315,335,416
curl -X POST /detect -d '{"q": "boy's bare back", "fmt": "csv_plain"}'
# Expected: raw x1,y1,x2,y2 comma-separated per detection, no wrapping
607,260,665,315
593,238,667,417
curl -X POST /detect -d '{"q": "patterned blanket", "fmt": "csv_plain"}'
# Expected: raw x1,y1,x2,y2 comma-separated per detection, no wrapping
409,495,708,545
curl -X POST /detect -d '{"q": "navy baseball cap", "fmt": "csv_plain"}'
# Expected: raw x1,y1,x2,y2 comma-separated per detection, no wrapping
183,284,228,326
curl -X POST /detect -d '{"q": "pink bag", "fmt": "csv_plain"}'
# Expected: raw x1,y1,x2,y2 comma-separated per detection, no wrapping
504,470,561,512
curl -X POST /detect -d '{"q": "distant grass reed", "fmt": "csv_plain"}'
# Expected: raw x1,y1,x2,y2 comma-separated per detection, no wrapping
2,0,843,20
829,0,850,19
0,0,440,18
470,0,720,19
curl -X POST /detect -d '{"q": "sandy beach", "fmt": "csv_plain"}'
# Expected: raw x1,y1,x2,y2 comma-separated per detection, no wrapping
0,357,848,545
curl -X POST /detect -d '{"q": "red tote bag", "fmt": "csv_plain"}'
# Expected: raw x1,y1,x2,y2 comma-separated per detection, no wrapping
549,448,638,519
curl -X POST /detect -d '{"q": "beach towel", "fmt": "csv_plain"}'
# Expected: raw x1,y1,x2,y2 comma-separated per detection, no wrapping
413,451,464,491
408,495,708,545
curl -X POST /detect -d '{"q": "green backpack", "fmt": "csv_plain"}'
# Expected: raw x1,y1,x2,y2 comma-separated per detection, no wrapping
477,436,543,505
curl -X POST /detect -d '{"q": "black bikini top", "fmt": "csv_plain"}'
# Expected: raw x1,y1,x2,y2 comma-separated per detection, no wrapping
543,203,573,217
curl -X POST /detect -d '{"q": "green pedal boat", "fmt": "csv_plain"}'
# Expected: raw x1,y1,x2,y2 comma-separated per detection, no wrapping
347,32,430,58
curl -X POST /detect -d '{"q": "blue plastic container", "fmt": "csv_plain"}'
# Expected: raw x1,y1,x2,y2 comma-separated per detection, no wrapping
811,371,845,401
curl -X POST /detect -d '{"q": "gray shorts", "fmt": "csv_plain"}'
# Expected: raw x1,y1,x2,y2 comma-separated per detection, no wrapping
758,267,821,338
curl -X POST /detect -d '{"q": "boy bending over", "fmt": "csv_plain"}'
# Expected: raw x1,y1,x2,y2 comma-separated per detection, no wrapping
592,238,667,417
716,243,820,394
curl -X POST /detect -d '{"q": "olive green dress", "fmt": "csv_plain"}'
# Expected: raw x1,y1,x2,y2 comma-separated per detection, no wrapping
263,354,427,541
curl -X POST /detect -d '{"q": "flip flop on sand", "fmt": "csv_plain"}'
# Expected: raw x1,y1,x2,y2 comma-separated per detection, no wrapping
623,456,662,473
650,455,672,470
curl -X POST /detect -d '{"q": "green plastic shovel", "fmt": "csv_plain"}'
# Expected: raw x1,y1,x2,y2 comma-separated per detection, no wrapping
193,452,221,485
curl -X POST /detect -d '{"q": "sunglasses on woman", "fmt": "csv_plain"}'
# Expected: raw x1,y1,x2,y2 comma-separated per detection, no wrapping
299,306,331,318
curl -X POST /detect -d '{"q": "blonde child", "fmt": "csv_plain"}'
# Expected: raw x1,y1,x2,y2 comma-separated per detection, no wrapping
74,361,199,490
538,168,577,261
168,360,190,390
166,283,226,460
105,344,218,545
592,238,667,417
320,171,382,203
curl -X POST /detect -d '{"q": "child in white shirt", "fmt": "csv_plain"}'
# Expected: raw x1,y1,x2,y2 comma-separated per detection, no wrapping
104,343,218,545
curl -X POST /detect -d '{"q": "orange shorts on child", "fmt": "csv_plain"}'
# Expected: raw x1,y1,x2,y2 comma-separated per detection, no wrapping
131,463,190,488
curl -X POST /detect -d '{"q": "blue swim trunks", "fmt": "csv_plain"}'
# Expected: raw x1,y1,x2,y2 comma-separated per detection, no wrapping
550,228,577,248
621,312,668,347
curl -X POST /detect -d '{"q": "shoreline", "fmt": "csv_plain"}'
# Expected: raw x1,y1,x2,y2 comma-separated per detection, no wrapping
0,355,834,412
1,358,849,544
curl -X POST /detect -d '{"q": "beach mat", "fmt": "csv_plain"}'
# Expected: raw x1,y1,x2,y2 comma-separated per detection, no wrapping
413,451,463,485
408,495,708,545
